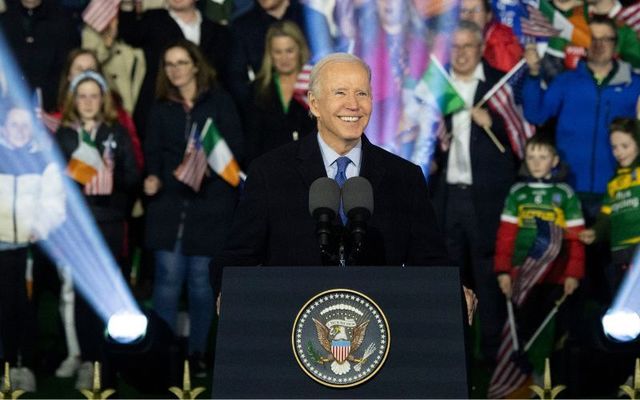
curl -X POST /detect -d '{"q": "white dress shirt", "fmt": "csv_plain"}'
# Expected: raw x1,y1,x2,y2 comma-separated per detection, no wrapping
169,9,202,45
446,63,485,186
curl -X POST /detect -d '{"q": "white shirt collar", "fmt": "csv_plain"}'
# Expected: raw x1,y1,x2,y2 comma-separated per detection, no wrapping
317,133,362,177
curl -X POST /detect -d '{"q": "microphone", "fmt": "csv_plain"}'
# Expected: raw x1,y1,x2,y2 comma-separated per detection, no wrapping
342,177,373,253
309,177,341,249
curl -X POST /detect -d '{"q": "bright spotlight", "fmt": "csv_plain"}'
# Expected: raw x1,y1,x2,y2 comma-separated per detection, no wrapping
107,311,148,344
602,309,640,342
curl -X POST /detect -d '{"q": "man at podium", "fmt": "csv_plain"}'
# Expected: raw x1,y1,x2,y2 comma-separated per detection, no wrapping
214,52,476,320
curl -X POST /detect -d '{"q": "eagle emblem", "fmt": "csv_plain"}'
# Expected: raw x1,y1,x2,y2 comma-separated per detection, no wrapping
292,289,390,388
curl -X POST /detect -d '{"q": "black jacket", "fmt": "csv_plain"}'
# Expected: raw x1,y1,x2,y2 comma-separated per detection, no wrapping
144,88,243,256
118,8,231,136
216,133,449,270
429,61,519,254
0,0,79,111
245,80,316,166
56,122,140,222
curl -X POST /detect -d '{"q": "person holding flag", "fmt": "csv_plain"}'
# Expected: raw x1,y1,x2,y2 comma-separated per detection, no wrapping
490,135,585,398
428,20,520,367
55,70,139,390
143,40,243,377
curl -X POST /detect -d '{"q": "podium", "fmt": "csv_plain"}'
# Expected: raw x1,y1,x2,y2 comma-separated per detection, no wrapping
212,266,468,398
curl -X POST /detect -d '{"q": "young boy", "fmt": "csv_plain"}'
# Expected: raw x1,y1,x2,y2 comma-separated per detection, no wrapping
494,135,585,298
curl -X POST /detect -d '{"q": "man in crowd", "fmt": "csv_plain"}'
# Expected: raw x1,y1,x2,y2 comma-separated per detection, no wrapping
430,20,519,365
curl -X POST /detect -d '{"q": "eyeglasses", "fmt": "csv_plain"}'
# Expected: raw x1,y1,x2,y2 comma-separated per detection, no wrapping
591,37,616,44
452,43,481,51
459,6,483,15
164,60,193,69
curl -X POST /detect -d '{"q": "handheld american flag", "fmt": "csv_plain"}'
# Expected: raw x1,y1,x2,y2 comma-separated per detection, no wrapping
173,124,208,192
488,218,563,399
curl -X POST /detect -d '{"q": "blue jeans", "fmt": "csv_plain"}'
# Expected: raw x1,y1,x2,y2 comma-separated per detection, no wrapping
152,241,213,354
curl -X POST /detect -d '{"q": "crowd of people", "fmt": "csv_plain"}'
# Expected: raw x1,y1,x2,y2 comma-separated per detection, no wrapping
1,0,640,397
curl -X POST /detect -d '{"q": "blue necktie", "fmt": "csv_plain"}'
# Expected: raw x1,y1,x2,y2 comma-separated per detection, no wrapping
334,156,350,223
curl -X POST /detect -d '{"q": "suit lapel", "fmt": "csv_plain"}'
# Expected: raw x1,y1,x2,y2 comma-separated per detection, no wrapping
296,133,327,188
359,136,386,193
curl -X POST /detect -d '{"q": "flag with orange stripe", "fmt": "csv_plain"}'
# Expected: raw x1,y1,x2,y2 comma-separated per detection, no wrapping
200,118,245,187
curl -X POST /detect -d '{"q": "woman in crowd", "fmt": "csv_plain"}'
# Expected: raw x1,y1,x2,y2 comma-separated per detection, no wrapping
143,40,243,377
0,106,66,392
245,20,315,165
56,71,139,390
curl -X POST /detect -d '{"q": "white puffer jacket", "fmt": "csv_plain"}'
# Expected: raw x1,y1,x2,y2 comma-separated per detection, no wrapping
0,163,66,244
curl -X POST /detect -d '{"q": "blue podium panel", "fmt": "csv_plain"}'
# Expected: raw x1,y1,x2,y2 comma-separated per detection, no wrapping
212,266,468,398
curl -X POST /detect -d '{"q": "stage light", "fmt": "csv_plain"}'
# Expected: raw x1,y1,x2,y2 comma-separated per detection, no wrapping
107,311,148,344
601,309,640,342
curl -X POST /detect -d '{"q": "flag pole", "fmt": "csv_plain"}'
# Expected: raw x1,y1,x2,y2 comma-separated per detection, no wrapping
483,126,506,153
523,293,568,352
475,59,526,108
506,297,520,352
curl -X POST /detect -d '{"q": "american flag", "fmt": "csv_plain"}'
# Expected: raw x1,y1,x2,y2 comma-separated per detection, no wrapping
41,112,61,133
293,64,313,109
174,125,208,192
82,0,120,33
84,134,114,196
482,59,535,159
614,3,640,35
520,5,561,38
488,219,564,399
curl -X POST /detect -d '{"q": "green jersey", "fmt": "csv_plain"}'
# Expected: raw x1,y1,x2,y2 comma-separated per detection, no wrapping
500,182,584,265
601,166,640,251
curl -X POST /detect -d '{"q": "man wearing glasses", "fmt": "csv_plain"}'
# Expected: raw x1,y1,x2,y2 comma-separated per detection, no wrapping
429,20,518,367
523,15,640,222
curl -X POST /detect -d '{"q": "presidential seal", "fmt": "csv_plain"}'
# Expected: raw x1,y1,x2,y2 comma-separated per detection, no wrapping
291,289,390,388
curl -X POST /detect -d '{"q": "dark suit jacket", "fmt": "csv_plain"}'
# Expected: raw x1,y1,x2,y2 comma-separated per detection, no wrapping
214,133,449,287
429,61,519,254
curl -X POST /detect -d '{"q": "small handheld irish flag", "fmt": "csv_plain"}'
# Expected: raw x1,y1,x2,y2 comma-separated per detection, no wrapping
67,128,105,185
200,118,245,187
414,55,466,116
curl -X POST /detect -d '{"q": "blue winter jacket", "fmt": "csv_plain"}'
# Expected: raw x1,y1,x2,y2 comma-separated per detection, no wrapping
523,61,640,194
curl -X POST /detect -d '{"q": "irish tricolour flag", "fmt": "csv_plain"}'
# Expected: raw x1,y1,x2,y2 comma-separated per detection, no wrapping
525,0,591,48
67,129,104,185
201,118,245,187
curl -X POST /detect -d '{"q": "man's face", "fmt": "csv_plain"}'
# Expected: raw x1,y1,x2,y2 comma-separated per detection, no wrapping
309,61,372,154
3,108,33,148
459,0,491,30
587,23,617,65
451,30,483,77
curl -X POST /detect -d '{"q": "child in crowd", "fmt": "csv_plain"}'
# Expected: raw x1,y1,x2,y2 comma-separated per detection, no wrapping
579,118,640,294
55,70,139,390
493,135,585,377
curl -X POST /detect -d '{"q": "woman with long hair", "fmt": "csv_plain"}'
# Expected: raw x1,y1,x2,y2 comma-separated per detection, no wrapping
245,20,315,164
143,40,243,377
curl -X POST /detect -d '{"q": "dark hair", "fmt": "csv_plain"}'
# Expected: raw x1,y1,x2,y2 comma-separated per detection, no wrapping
525,134,558,156
589,15,619,43
610,117,640,143
155,40,217,102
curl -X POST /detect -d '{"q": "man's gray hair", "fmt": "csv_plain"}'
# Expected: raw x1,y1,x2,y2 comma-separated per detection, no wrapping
455,20,484,44
308,53,372,97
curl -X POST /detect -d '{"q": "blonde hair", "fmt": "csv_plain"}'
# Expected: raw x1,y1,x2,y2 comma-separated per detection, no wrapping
60,74,118,127
254,20,310,101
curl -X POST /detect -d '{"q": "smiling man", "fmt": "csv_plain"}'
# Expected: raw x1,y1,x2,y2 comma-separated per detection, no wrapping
215,52,450,272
